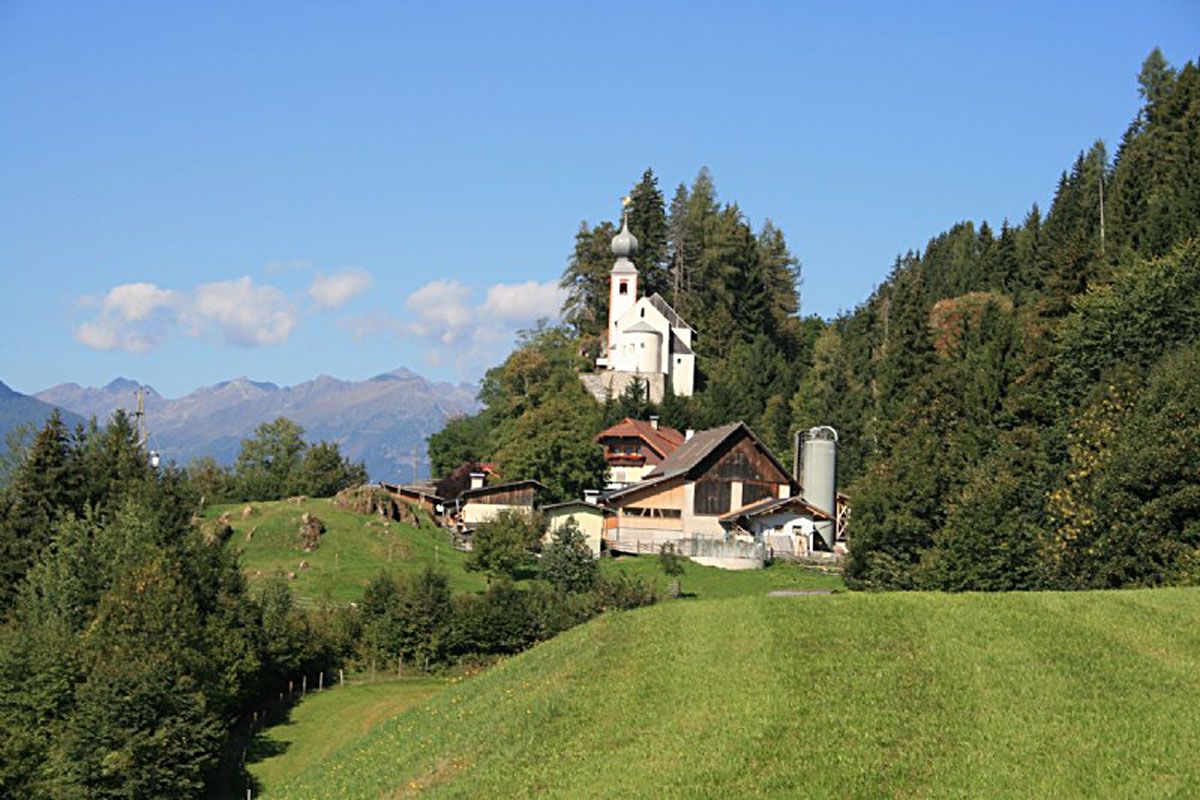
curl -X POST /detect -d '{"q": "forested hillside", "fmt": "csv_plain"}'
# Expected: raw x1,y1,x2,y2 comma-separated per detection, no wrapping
431,51,1200,590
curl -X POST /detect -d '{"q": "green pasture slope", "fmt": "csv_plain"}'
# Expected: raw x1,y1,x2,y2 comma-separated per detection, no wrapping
245,677,446,794
261,588,1200,799
205,497,843,604
204,498,487,601
602,554,843,598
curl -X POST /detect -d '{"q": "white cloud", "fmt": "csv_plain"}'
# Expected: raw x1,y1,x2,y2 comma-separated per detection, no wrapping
481,280,567,323
404,279,475,345
72,282,182,351
309,267,373,309
346,277,565,372
74,276,297,351
189,277,297,347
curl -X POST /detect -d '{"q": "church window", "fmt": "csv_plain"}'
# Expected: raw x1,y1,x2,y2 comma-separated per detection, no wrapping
640,308,645,317
619,282,628,295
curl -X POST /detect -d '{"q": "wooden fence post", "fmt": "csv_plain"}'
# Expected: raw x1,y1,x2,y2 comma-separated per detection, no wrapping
302,674,307,696
339,668,345,687
319,671,324,691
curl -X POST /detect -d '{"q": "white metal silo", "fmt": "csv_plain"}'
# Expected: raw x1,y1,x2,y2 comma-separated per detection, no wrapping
798,426,838,550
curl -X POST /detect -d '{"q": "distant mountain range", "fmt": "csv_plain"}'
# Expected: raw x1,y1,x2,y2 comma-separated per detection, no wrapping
0,380,86,443
8,369,479,481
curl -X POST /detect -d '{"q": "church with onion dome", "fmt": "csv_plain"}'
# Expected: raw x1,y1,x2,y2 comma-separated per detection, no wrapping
585,198,696,404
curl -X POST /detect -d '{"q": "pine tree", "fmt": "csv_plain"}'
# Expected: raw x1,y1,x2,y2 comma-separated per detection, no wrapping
667,182,690,306
559,220,618,341
757,219,802,331
0,410,77,610
628,168,669,299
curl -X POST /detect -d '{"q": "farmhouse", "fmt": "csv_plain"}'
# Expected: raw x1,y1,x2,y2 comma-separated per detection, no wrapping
601,421,796,554
451,473,544,536
595,415,685,488
583,199,696,403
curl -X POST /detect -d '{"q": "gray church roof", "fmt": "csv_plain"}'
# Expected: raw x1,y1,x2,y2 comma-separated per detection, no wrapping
646,293,693,331
624,320,660,334
670,331,693,355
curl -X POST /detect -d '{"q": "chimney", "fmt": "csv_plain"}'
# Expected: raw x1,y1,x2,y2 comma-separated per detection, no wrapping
469,472,485,491
685,429,695,440
583,490,600,505
649,415,659,430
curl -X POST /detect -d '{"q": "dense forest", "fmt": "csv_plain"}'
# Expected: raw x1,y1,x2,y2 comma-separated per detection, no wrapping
431,50,1200,590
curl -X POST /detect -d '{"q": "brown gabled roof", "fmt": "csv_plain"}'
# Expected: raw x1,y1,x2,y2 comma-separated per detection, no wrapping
642,421,795,485
604,422,796,504
641,421,742,480
595,417,685,459
718,494,834,523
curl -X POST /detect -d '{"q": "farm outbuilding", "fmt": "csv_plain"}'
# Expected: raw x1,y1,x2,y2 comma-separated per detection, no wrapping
542,499,610,557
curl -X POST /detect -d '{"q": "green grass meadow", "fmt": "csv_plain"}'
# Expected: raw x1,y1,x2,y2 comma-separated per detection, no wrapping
254,587,1200,799
205,497,844,605
601,554,843,598
245,677,447,795
205,498,487,602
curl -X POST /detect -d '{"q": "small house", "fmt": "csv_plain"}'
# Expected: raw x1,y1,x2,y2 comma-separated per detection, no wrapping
595,416,684,488
542,497,610,557
718,495,834,558
453,474,544,534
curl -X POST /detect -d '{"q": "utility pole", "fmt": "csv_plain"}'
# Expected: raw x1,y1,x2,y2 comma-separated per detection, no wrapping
134,387,147,446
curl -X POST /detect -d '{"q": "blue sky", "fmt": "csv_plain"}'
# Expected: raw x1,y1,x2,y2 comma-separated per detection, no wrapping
1,1,1196,398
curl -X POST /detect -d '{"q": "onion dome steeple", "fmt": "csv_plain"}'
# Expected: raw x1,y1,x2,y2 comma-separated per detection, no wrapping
610,195,639,274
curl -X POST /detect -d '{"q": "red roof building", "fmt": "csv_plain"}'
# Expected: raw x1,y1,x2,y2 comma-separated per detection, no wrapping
595,416,685,487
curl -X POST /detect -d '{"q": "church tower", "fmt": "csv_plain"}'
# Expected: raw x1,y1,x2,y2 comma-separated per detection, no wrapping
607,197,639,362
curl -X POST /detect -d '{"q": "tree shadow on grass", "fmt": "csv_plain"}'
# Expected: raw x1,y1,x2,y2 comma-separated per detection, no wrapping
220,698,299,799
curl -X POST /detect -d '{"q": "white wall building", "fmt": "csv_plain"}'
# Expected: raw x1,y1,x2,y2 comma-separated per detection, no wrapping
591,202,695,403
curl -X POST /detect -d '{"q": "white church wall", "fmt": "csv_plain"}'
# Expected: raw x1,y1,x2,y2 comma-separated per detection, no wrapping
671,353,695,396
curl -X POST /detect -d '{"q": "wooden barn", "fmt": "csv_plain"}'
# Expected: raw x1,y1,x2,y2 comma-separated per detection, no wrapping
601,421,797,555
451,474,544,536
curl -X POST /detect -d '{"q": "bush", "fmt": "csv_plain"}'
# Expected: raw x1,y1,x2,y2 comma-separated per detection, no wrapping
449,580,535,657
466,510,542,579
541,518,597,594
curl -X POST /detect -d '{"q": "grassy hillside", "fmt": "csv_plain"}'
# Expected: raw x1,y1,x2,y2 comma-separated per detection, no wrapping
245,677,446,795
205,498,487,601
602,555,842,599
206,497,843,604
259,588,1200,798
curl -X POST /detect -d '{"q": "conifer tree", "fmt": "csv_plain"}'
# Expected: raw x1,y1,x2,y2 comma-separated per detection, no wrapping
0,410,76,609
559,220,618,341
628,168,669,299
